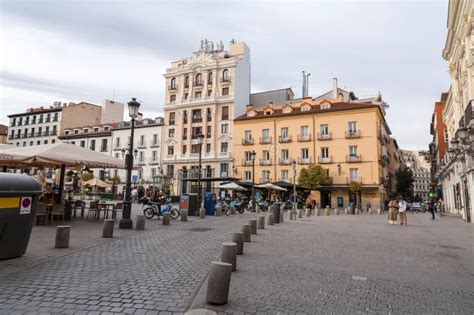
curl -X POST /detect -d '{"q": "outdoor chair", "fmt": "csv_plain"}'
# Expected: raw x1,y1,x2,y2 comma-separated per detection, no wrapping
35,203,48,225
73,200,85,218
86,200,100,221
113,202,123,220
50,204,65,224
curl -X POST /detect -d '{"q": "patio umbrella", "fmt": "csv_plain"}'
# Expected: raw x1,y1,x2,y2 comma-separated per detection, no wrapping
82,178,110,188
219,182,248,191
255,183,287,191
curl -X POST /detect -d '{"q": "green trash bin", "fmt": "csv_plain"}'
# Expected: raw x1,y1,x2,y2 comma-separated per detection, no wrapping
0,173,42,260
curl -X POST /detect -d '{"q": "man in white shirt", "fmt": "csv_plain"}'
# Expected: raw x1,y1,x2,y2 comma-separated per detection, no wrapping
398,197,407,225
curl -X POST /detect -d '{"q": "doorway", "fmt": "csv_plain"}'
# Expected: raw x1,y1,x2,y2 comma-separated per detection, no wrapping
321,191,331,208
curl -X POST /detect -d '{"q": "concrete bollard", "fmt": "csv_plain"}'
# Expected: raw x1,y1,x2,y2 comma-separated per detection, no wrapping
206,261,232,305
162,212,171,225
231,232,244,254
55,225,70,248
221,242,237,271
316,208,321,216
215,208,222,216
135,214,145,230
345,207,349,215
334,208,339,216
287,210,294,220
102,219,114,238
377,208,381,215
297,209,303,218
181,209,188,221
248,219,257,235
368,208,372,215
185,309,217,315
256,204,260,213
280,211,284,223
325,207,330,216
355,208,360,215
305,208,311,217
266,213,274,225
257,215,265,229
200,208,205,219
241,224,251,242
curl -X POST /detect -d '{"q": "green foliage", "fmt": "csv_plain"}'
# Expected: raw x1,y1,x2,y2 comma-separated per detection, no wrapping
396,167,414,200
297,164,329,190
349,181,362,193
110,175,121,185
82,172,94,181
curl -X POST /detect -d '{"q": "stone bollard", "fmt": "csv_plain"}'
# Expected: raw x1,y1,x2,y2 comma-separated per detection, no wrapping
231,232,244,255
325,207,330,216
287,210,294,220
280,211,284,222
200,208,206,219
355,208,360,215
248,219,257,235
266,213,274,225
316,208,320,216
241,224,251,242
135,214,145,230
257,215,265,229
206,261,232,305
334,208,339,216
345,207,349,215
221,242,237,272
181,209,188,221
377,208,381,215
102,219,114,238
215,208,222,216
305,208,311,217
162,212,171,225
55,225,70,248
297,209,303,219
256,204,260,213
368,208,372,215
185,309,217,315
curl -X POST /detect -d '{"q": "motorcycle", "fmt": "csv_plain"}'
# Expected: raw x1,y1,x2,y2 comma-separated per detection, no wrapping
140,196,180,220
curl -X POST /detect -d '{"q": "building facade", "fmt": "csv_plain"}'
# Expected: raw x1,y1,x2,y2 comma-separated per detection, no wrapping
438,0,474,222
161,40,251,194
233,98,398,210
0,124,7,144
400,150,431,200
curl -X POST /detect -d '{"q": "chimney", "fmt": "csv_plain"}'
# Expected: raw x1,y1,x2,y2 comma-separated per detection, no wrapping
332,78,338,99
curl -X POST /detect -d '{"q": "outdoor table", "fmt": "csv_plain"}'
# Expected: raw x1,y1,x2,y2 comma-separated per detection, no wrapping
98,202,116,220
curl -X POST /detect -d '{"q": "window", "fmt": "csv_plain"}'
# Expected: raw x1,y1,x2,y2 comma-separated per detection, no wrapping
206,126,211,138
151,168,156,176
191,144,201,154
168,129,175,138
220,163,229,176
282,108,291,114
115,137,120,148
348,121,357,133
301,148,309,159
262,170,270,180
182,128,188,140
206,143,211,153
262,129,270,140
349,145,358,156
300,126,308,136
115,153,119,159
167,146,174,155
208,72,213,84
138,170,143,179
321,147,329,159
52,125,57,135
195,91,202,98
25,117,29,125
208,90,212,96
321,102,331,110
192,109,202,122
222,69,230,82
32,116,36,124
222,87,229,96
281,170,289,181
207,108,212,121
183,111,188,124
80,140,85,148
74,129,79,134
320,124,329,135
185,76,189,88
281,127,288,139
244,130,252,140
23,142,26,147
170,77,177,89
221,124,228,134
29,141,33,146
182,145,187,154
221,142,228,153
169,94,176,103
245,151,253,162
94,127,99,132
140,135,145,145
169,112,175,125
167,165,174,177
281,149,289,161
53,113,58,121
349,168,359,181
195,73,203,85
184,93,189,100
90,140,96,151
139,151,144,163
262,150,270,161
221,106,229,120
444,129,449,142
43,140,48,144
84,128,88,133
301,106,310,112
101,139,108,152
244,171,251,181
36,141,40,145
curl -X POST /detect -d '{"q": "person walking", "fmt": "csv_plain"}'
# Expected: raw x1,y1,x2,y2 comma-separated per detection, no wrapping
388,196,398,225
398,197,407,225
428,199,435,220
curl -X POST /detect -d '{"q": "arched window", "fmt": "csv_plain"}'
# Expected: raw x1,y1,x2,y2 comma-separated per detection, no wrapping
195,73,203,86
170,77,176,89
185,76,189,88
222,69,230,82
208,72,213,84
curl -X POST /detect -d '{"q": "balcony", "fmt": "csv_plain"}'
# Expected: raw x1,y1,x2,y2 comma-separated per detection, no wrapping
42,132,49,136
259,137,272,144
150,141,160,148
220,76,231,84
193,81,204,87
242,138,254,145
28,133,35,138
38,119,43,124
32,120,36,124
149,158,160,165
112,144,122,151
242,159,253,166
100,147,108,152
168,84,178,91
52,117,58,122
192,117,203,123
22,134,28,139
321,177,333,185
219,152,230,158
297,134,311,142
279,158,291,165
14,135,21,139
318,156,333,164
221,115,229,121
259,177,271,183
45,118,51,123
138,160,146,165
137,142,147,149
278,135,292,143
278,177,290,183
346,176,363,184
298,157,312,165
259,158,272,166
178,168,215,179
35,133,41,137
317,132,332,141
345,130,361,139
346,154,362,163
169,119,175,125
50,131,57,136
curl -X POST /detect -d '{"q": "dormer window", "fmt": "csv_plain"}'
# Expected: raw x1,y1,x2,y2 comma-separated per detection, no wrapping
282,108,292,114
302,106,310,112
74,129,79,134
65,130,70,135
247,111,255,117
94,127,99,132
320,101,331,110
84,128,89,133
265,111,272,116
104,127,109,131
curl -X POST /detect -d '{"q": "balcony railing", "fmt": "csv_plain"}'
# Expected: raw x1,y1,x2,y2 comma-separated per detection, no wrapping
242,138,254,145
100,147,108,152
193,81,204,87
346,154,362,163
259,158,272,166
242,159,253,166
317,133,332,141
297,134,311,142
192,117,203,123
38,119,43,123
52,117,58,122
279,158,291,165
345,130,361,138
318,156,332,164
14,135,21,139
298,157,312,165
148,158,160,165
221,115,229,121
169,119,175,125
168,84,178,91
35,133,41,137
346,176,363,184
42,132,49,136
22,134,28,138
259,137,272,144
178,168,215,179
321,177,333,185
259,177,271,183
113,144,122,151
278,135,292,143
137,141,147,149
50,131,57,136
220,76,231,83
45,118,51,123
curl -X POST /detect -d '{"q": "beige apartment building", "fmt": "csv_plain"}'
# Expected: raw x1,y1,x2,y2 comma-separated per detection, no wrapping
233,97,399,210
162,40,250,194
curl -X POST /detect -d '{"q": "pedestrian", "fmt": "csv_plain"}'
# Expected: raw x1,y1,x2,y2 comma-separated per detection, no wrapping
428,199,435,220
398,197,407,225
131,187,138,203
388,196,398,225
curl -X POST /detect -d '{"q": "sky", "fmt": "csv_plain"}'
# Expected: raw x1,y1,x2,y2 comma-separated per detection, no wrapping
0,0,450,150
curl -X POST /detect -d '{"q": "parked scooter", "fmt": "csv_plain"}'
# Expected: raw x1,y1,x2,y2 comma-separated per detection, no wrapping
140,196,180,219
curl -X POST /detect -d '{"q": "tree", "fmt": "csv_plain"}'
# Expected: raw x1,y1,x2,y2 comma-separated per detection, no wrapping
349,181,363,208
297,164,329,190
395,167,414,201
81,171,94,181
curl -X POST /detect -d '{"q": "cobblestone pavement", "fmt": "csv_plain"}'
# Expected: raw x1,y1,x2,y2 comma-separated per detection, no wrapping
0,206,257,314
192,212,474,314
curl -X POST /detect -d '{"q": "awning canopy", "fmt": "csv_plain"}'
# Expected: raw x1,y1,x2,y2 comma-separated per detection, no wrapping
255,183,287,191
271,181,310,191
82,178,110,188
0,142,133,169
219,182,248,191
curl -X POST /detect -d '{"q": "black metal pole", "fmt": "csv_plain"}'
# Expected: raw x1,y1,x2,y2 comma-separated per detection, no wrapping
252,159,255,212
198,142,202,212
57,163,66,204
119,117,135,229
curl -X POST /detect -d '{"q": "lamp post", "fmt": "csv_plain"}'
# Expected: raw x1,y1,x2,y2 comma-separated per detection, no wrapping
119,97,140,229
292,159,297,216
250,150,256,212
197,133,205,213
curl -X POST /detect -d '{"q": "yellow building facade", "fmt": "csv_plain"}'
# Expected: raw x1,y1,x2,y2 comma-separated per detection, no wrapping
233,99,398,210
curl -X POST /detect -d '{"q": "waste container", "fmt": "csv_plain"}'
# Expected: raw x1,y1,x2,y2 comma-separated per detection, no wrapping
0,173,42,260
179,194,198,216
350,202,355,215
204,192,216,215
272,202,281,224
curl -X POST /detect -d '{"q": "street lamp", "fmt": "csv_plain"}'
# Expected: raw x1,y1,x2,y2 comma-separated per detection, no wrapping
197,133,205,215
250,150,256,212
292,159,297,216
119,97,140,229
